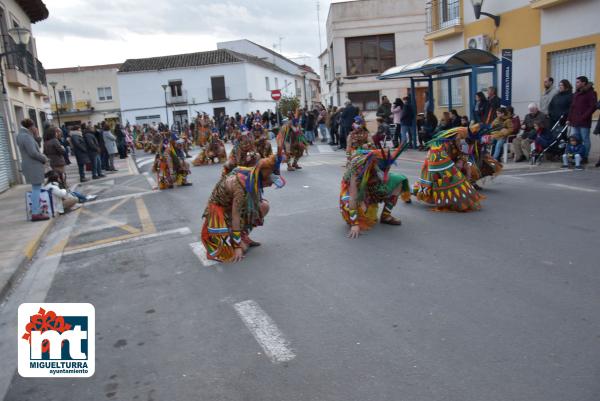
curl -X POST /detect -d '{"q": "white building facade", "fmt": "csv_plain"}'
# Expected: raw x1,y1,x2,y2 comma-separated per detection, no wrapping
218,39,321,109
118,49,301,126
320,0,427,117
46,63,122,127
0,0,49,192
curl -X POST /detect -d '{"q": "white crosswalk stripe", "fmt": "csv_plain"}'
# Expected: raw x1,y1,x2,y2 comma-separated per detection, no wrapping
189,241,218,267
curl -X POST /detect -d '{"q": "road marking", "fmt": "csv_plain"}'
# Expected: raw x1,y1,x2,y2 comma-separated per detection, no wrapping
189,242,218,267
233,300,296,363
84,190,155,205
550,183,598,193
143,172,157,188
61,227,192,256
136,197,157,233
507,169,569,177
317,145,335,154
137,158,155,168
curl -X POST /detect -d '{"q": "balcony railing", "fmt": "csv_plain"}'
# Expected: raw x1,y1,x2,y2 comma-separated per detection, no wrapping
51,100,92,113
4,44,48,87
426,0,462,34
208,87,230,102
167,89,188,104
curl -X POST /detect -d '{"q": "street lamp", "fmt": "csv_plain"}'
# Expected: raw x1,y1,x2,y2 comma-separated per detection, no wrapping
471,0,500,27
161,84,169,128
48,81,61,127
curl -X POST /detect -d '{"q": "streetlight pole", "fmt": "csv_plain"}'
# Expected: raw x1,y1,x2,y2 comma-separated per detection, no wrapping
49,81,61,127
161,84,169,128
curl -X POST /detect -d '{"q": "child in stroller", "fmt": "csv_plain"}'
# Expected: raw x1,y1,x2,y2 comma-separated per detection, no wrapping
530,119,569,164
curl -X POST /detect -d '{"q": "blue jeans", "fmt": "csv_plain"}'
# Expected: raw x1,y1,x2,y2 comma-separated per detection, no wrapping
318,123,328,142
31,184,42,215
91,154,102,177
305,129,315,143
571,127,591,158
400,124,413,145
493,138,506,160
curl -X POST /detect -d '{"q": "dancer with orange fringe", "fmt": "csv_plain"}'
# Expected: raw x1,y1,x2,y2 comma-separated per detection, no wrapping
340,145,411,239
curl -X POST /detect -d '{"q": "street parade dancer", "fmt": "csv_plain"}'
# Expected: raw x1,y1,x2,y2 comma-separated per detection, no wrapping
223,127,260,175
201,150,287,263
152,133,192,189
253,120,273,158
346,116,373,159
340,145,411,239
193,128,227,166
412,127,482,212
277,118,305,171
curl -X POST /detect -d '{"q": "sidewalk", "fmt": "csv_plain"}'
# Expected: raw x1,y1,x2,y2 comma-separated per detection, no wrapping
0,185,54,299
0,155,139,299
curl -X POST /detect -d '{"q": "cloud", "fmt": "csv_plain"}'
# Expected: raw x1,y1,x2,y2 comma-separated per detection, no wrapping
33,0,348,69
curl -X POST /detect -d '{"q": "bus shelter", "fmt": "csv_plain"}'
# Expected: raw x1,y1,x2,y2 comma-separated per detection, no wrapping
377,49,499,148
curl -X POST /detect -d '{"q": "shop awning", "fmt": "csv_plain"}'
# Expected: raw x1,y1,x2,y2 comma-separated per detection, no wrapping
377,49,499,80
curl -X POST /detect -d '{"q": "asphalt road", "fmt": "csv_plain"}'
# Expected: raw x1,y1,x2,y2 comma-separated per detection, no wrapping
1,145,599,401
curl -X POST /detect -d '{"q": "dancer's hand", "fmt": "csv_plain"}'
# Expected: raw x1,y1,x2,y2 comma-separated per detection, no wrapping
348,225,360,239
232,248,244,263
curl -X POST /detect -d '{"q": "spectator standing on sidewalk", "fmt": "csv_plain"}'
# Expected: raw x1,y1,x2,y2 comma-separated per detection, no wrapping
473,91,488,124
400,95,415,147
69,125,90,182
114,123,127,159
340,101,358,150
16,119,48,221
376,96,392,123
102,122,118,172
567,76,597,163
391,98,403,147
318,107,329,143
83,124,104,179
43,125,66,183
485,87,501,124
94,124,108,171
548,79,573,128
539,77,559,114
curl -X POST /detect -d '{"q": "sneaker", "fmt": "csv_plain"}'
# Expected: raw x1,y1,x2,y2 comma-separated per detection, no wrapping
80,178,88,183
92,176,99,180
575,165,584,170
561,164,569,169
86,195,98,201
31,214,50,221
98,174,107,178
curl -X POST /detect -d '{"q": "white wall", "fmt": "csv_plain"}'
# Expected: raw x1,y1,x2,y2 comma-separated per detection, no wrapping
118,61,300,123
463,0,531,24
432,35,465,56
540,0,600,44
512,46,541,117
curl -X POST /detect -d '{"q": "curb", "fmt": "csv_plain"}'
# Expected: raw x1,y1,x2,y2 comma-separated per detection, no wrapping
0,218,55,300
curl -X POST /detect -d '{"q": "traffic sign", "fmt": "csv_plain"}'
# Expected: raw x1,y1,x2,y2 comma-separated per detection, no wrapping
271,90,282,101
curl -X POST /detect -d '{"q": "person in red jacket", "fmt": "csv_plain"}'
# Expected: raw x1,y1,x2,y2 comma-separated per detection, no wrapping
567,76,597,162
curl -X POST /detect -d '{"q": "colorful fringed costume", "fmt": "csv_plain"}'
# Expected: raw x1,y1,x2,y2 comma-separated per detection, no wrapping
413,127,482,211
277,121,305,171
340,146,411,232
223,131,259,175
152,136,191,189
346,127,372,159
193,132,227,166
201,154,286,263
253,125,273,158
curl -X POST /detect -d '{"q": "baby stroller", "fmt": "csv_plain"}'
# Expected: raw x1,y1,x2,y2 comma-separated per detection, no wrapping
530,116,569,165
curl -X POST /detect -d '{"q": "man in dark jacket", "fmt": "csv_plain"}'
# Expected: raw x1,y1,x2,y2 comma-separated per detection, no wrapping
400,96,415,147
69,125,90,182
340,101,358,150
376,96,392,124
567,76,597,161
83,124,105,179
485,86,501,124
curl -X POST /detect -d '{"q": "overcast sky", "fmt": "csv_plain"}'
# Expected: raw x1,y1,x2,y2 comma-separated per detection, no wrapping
32,0,349,70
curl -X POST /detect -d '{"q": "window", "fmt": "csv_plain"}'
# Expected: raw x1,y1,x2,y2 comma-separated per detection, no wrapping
427,0,461,32
265,77,270,91
169,80,183,97
97,87,113,101
295,80,301,97
549,45,596,88
274,77,279,89
437,77,463,107
348,91,379,112
211,76,226,101
58,90,73,106
345,34,395,76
